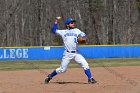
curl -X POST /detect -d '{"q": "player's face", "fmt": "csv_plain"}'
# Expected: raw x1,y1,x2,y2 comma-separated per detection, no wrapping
68,22,75,28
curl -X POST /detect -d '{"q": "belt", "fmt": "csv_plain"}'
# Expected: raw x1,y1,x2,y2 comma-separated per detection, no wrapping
66,50,76,53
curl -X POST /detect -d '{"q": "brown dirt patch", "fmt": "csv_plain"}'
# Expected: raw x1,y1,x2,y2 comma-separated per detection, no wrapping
0,66,140,93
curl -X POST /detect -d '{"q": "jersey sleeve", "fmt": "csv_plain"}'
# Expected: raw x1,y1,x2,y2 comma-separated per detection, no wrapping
79,32,86,37
51,23,64,36
76,28,86,37
51,23,58,33
55,30,65,36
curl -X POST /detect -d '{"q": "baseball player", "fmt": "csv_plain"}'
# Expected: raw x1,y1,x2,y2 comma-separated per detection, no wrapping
45,17,97,84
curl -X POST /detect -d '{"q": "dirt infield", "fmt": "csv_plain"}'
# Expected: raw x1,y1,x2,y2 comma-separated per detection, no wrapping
0,66,140,93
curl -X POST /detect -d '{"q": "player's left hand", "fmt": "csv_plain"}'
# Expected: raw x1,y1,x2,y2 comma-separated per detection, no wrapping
77,37,87,44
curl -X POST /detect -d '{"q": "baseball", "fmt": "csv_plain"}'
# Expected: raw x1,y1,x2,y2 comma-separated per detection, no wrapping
56,16,61,20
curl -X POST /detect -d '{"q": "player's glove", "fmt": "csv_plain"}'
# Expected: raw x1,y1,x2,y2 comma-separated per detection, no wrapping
77,35,87,44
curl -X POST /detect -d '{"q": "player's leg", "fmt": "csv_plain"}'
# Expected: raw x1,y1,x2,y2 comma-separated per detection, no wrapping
74,53,97,84
45,52,72,84
74,54,92,78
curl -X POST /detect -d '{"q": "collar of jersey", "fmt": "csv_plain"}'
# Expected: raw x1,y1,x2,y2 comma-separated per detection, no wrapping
66,28,75,30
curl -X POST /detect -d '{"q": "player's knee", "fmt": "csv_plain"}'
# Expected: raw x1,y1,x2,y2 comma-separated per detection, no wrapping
82,65,90,70
81,62,89,70
56,67,67,73
60,68,67,73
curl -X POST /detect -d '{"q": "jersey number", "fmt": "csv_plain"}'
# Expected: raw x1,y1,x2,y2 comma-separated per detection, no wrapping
74,38,77,43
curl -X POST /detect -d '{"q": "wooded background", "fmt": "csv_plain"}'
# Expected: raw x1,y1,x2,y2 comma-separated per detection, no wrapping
0,0,140,46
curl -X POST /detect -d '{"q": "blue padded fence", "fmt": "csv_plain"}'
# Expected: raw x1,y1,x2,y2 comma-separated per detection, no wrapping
0,45,140,60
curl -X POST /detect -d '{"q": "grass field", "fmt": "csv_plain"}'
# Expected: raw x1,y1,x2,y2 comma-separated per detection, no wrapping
0,58,140,71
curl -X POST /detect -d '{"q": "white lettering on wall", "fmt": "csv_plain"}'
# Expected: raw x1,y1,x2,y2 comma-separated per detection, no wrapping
23,49,28,58
0,48,29,59
10,49,16,58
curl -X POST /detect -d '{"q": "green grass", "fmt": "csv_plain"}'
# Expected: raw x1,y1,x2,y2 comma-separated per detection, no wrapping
0,58,140,71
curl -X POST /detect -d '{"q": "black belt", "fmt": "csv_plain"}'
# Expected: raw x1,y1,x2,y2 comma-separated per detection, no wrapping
66,50,76,53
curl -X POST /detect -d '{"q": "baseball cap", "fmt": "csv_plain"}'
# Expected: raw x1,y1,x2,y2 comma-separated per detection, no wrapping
65,18,76,24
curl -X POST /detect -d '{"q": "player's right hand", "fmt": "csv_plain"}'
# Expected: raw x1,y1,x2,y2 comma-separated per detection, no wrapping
55,16,61,24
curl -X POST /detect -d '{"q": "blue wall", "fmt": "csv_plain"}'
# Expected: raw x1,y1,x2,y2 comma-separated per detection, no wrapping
0,45,140,60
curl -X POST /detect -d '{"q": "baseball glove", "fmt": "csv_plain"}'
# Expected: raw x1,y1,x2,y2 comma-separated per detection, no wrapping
77,36,87,44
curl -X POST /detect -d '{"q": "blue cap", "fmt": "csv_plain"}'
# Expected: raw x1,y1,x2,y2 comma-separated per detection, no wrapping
65,18,76,24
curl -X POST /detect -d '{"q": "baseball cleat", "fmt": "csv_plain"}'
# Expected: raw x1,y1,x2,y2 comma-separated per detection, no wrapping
88,78,97,84
45,74,52,84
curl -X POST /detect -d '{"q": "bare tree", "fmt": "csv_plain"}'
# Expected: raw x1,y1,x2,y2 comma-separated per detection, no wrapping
0,0,140,46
